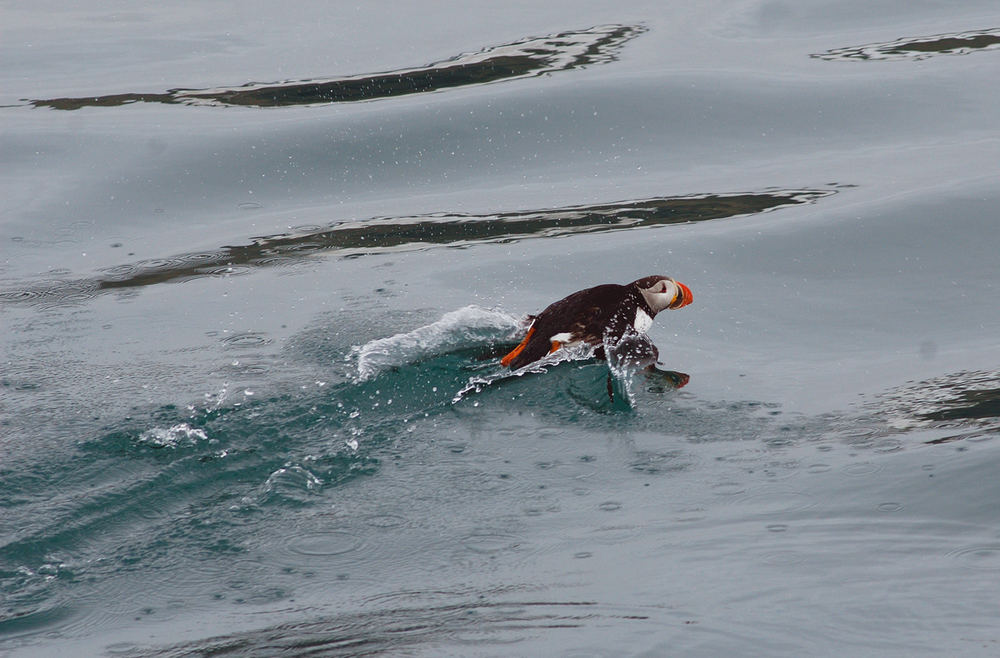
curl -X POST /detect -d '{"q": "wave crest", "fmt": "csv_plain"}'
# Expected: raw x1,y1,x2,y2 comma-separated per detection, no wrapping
352,306,522,380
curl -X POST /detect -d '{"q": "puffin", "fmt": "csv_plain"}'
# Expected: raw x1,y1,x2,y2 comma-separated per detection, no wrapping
501,275,693,370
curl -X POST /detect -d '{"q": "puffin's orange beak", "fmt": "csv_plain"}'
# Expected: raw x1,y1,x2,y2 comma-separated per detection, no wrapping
671,281,693,309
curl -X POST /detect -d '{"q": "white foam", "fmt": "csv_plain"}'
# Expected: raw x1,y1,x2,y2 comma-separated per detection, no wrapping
353,305,522,381
138,423,208,448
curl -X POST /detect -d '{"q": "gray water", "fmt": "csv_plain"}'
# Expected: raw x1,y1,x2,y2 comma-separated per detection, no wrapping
3,2,1000,656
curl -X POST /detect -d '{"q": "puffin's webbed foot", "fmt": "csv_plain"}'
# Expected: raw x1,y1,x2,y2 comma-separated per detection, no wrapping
643,366,690,390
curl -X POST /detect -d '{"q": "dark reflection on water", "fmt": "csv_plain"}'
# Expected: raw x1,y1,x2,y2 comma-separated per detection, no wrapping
921,389,1000,422
28,24,642,111
813,27,1000,61
0,188,835,307
873,370,1000,444
124,598,636,658
919,386,1000,423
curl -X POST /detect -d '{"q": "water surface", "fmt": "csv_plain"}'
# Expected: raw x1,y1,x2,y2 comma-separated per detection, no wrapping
3,1,1000,656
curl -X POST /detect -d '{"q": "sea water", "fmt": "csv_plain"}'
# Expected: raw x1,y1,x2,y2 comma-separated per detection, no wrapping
3,2,1000,655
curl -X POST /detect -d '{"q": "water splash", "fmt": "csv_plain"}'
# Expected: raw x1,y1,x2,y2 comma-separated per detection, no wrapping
241,464,325,508
602,331,663,408
352,305,522,381
444,316,680,408
452,343,597,404
137,423,209,449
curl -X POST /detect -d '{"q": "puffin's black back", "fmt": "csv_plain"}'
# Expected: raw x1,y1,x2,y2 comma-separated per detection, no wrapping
504,283,630,369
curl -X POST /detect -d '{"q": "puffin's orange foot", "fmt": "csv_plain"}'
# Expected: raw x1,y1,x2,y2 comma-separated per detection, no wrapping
501,326,535,367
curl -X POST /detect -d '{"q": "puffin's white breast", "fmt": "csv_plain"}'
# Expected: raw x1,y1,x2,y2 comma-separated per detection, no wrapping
633,309,653,333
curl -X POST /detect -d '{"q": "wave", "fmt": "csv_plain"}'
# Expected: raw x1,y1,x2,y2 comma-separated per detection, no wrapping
0,188,837,309
123,598,614,657
813,27,1000,62
352,305,523,381
28,24,643,110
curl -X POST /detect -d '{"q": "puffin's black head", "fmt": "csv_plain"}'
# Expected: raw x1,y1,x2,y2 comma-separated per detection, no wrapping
631,275,693,313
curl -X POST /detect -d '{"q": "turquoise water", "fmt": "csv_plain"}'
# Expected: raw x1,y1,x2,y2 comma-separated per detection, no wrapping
3,2,1000,655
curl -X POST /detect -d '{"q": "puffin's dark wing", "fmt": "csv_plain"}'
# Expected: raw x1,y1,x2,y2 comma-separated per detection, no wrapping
501,284,627,369
533,284,625,340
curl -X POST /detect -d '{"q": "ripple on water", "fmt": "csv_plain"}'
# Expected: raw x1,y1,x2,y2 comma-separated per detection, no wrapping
222,359,272,376
262,525,371,584
249,254,297,268
221,331,273,349
446,626,537,647
672,506,707,523
756,460,801,481
0,287,47,303
460,531,524,555
285,531,364,558
873,438,904,454
587,524,642,544
838,426,879,445
206,264,253,278
1,280,103,310
133,256,189,271
33,555,239,645
760,549,807,566
0,601,76,646
448,468,519,494
948,545,1000,570
628,449,696,475
711,481,748,496
363,513,410,529
727,514,998,610
735,490,816,516
841,461,884,477
715,448,769,465
448,525,533,572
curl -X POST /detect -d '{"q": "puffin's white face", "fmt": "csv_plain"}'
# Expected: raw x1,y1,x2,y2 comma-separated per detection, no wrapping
638,277,693,313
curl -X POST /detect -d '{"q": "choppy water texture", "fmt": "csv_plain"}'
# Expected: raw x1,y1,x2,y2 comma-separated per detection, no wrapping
3,2,1000,656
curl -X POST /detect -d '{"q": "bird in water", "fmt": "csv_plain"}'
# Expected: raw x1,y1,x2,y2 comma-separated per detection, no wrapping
500,275,693,377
